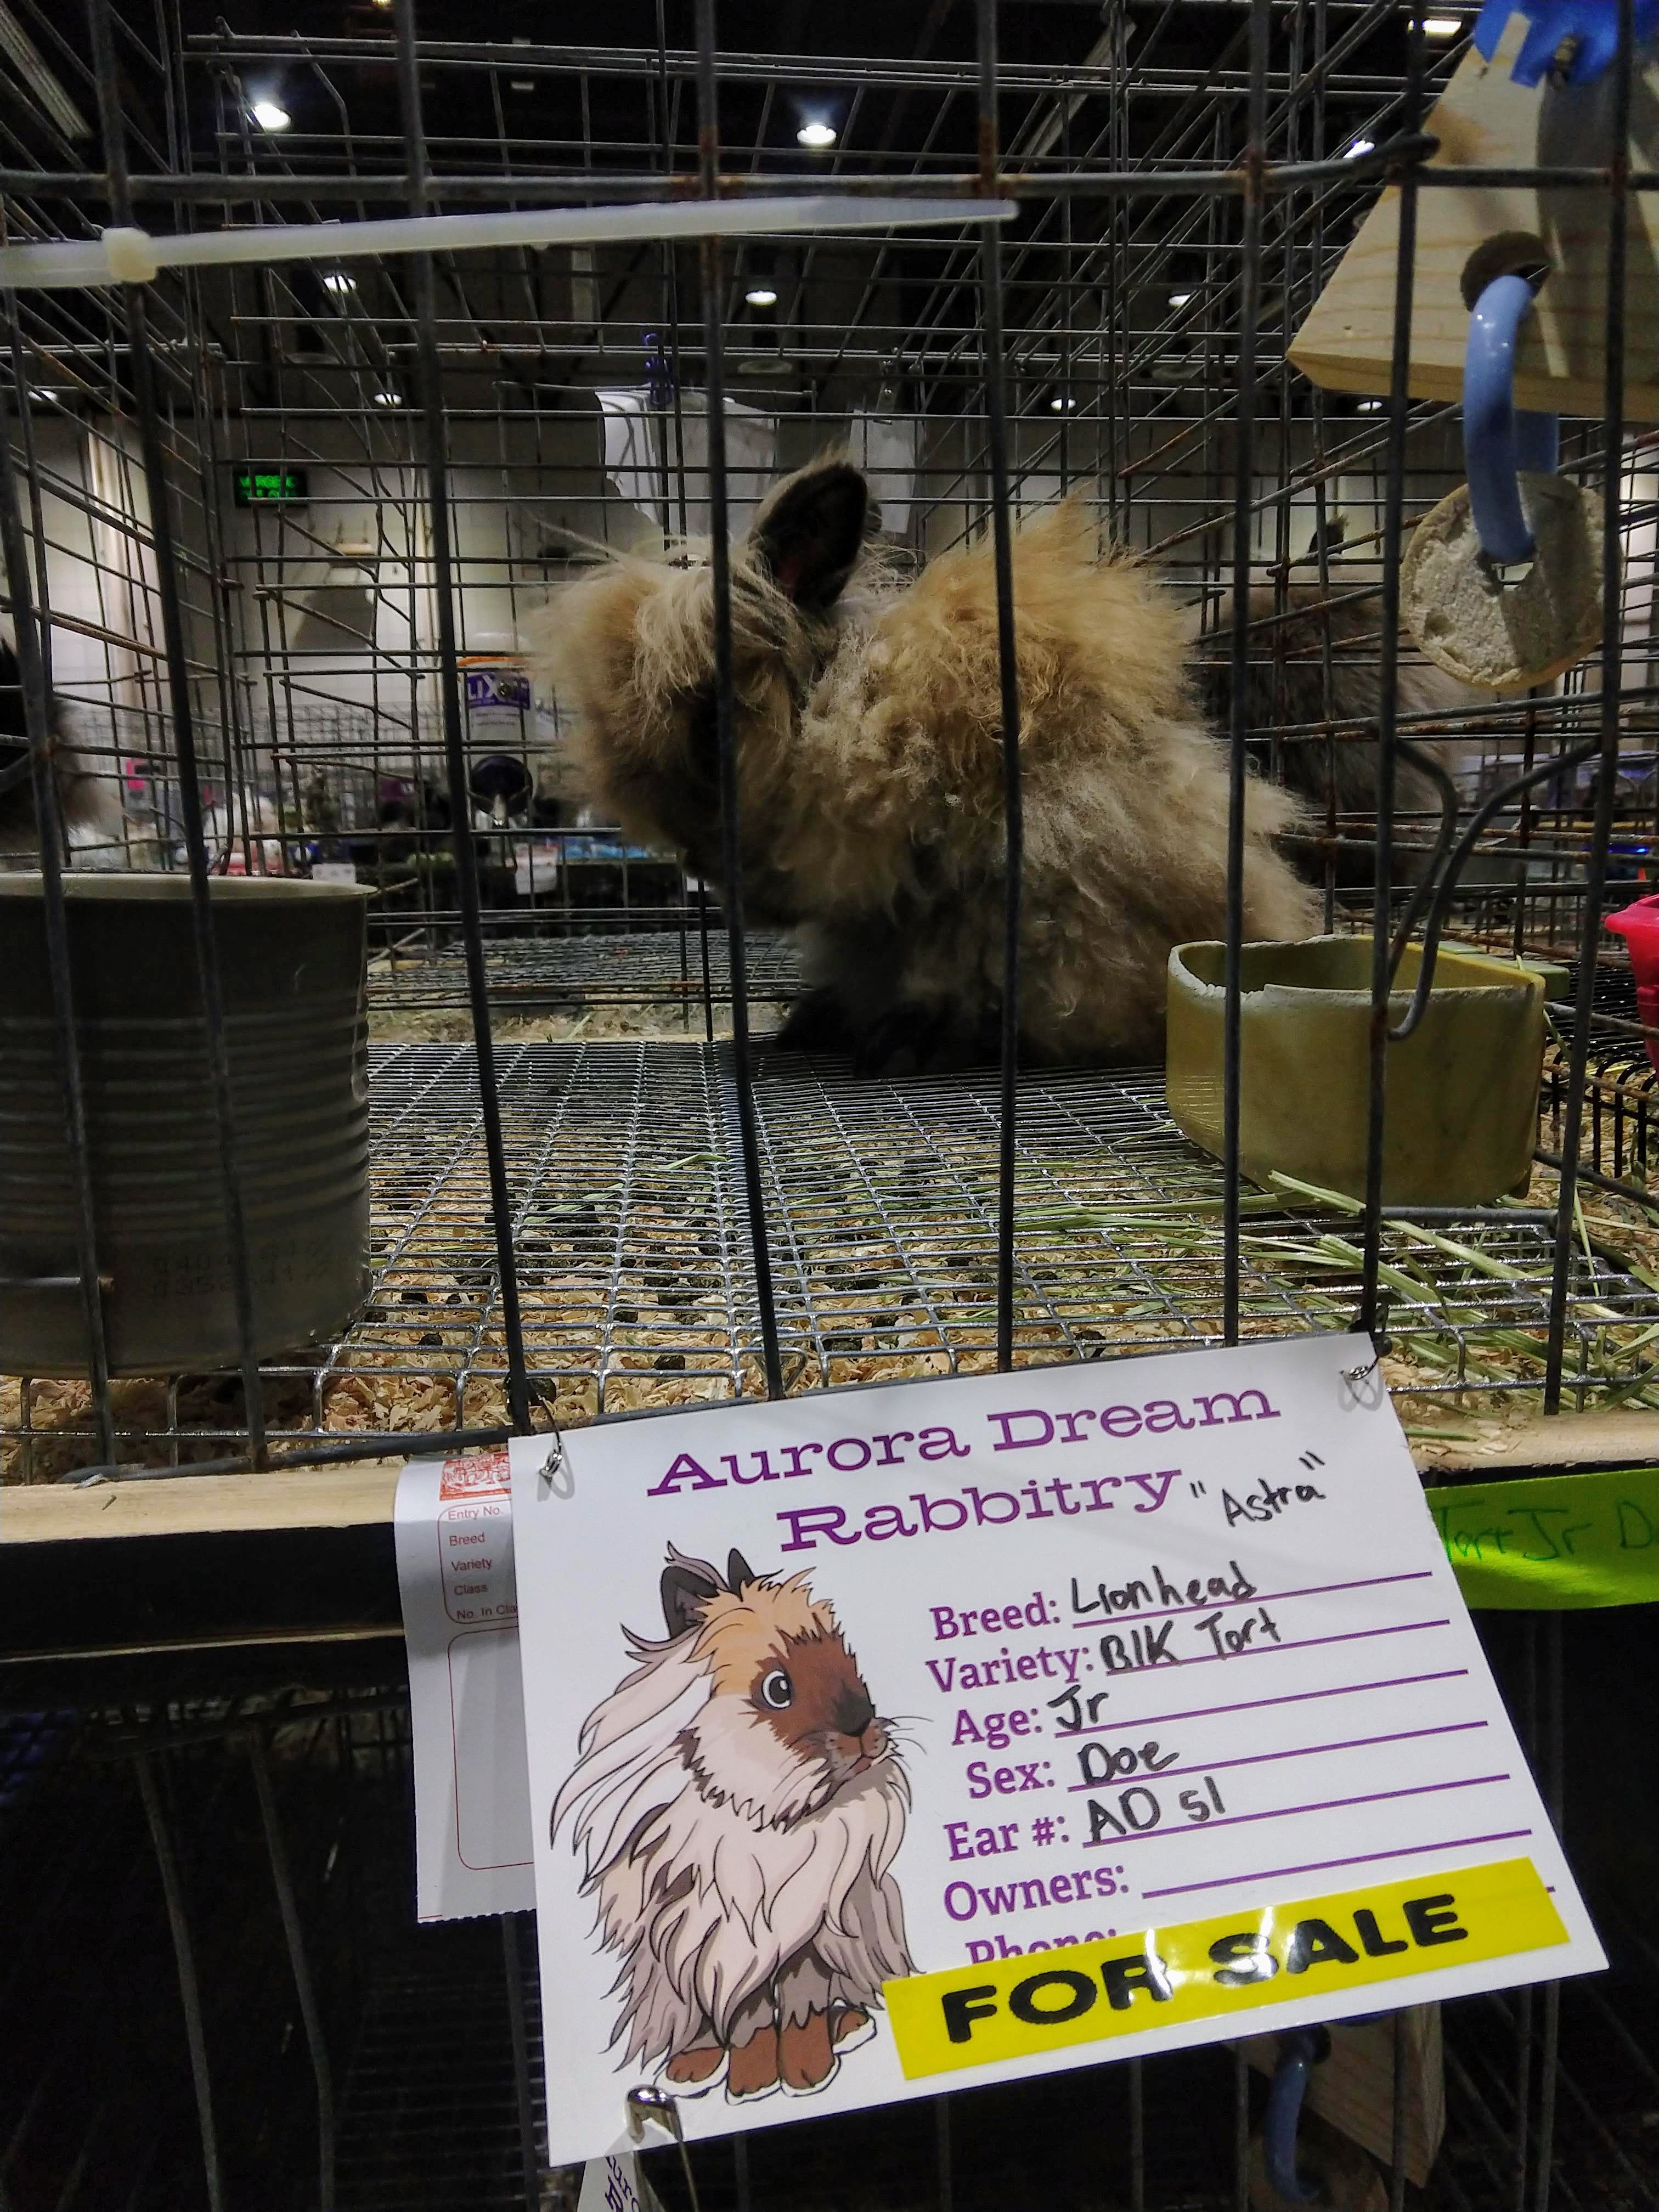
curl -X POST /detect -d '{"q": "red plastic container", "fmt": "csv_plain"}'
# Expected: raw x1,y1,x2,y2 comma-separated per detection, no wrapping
1605,894,1659,1072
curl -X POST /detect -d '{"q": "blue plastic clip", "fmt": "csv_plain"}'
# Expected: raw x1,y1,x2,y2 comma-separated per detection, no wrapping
1471,0,1656,85
642,330,674,410
1264,2028,1327,2202
1464,272,1560,565
1263,2013,1394,2204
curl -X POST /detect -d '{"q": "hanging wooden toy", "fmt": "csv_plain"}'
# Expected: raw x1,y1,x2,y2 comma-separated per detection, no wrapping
1289,0,1658,690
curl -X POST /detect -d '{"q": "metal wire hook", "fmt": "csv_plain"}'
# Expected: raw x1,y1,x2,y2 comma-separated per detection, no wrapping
1386,741,1601,1041
537,1430,572,1498
625,2087,702,2212
1342,1301,1394,1384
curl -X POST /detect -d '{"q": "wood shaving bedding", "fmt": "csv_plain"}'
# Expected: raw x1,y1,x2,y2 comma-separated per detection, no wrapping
10,1067,1659,1481
368,1003,794,1045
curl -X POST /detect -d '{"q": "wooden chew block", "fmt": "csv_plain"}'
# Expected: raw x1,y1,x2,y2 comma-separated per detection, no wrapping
1288,13,1659,421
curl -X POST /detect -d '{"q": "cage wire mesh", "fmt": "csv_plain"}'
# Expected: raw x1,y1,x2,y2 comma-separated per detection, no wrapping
4,1617,1657,2212
1,0,1658,2207
3,0,1659,1476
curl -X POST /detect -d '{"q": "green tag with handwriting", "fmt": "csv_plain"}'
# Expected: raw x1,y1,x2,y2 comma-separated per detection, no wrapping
1426,1466,1659,1609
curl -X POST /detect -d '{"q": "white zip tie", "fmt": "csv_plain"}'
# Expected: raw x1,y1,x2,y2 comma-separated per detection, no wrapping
0,193,1015,292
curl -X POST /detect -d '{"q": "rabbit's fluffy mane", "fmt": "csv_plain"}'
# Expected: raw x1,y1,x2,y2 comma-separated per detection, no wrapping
551,1574,912,2068
534,485,1319,1063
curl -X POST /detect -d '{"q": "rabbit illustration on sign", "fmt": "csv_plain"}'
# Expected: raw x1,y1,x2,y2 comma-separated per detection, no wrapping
532,456,1319,1074
550,1546,912,2102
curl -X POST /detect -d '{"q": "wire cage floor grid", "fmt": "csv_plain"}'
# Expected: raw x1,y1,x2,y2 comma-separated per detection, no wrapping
368,926,806,1020
6,1040,1659,1482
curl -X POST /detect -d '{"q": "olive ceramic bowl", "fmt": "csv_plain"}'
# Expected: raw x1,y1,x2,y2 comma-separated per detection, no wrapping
1166,934,1546,1206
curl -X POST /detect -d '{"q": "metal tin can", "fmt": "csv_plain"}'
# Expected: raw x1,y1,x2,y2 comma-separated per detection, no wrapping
0,874,373,1375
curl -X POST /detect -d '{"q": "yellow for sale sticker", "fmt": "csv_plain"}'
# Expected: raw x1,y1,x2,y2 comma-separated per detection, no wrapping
884,1858,1565,2080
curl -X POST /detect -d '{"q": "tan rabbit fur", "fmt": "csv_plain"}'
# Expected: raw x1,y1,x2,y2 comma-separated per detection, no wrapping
534,458,1319,1072
551,1547,911,2103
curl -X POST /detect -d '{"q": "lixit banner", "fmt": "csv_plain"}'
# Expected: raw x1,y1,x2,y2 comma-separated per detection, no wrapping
510,1336,1604,2163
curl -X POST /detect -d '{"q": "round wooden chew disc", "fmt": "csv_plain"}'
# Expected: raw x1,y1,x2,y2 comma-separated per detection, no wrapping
1401,472,1607,695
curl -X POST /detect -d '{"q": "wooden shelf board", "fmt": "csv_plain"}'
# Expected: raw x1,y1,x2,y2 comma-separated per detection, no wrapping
3,1415,1654,1548
1,1459,403,1544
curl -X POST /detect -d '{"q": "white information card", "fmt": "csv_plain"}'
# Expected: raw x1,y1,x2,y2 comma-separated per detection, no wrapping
394,1447,536,1918
509,1335,1603,2164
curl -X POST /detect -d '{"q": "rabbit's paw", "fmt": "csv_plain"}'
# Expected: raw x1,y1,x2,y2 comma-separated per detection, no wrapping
780,2010,840,2095
831,2006,876,2053
850,1002,996,1078
726,2025,782,2102
770,987,853,1054
664,2044,726,2096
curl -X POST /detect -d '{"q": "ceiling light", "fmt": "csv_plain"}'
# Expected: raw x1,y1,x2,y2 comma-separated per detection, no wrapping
251,100,291,132
1423,14,1463,32
26,387,53,402
321,270,356,295
1050,393,1076,411
1356,397,1384,411
1169,290,1193,308
745,284,779,307
373,388,401,406
796,119,837,149
510,78,534,91
1345,137,1375,159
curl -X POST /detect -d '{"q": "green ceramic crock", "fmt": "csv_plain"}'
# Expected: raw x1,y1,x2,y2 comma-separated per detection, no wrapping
1166,934,1546,1205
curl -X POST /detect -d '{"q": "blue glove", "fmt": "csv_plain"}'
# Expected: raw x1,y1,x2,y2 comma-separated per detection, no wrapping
1472,0,1657,84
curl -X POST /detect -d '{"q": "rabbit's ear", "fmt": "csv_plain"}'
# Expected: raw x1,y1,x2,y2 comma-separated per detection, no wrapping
726,1548,757,1593
661,1557,723,1637
749,460,868,610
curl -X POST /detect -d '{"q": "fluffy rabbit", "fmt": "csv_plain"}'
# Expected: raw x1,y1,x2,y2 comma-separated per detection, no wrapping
533,458,1320,1075
550,1545,912,2102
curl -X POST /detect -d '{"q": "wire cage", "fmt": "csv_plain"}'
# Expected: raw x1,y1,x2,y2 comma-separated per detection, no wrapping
4,1609,1657,2212
4,0,1659,1476
1,0,1657,2208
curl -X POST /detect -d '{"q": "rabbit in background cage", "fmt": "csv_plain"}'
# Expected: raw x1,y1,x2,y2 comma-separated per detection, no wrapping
1186,520,1487,887
0,636,129,865
532,454,1319,1074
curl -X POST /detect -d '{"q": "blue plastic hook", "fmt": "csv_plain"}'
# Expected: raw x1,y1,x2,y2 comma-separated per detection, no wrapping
1263,2028,1327,2202
1464,272,1559,565
642,330,674,409
1262,2014,1397,2204
1472,0,1658,86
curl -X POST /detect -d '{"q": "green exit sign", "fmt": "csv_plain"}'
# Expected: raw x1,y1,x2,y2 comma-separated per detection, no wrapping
233,465,309,506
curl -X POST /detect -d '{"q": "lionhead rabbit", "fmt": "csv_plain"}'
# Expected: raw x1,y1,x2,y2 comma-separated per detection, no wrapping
550,1545,912,2103
535,458,1319,1073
